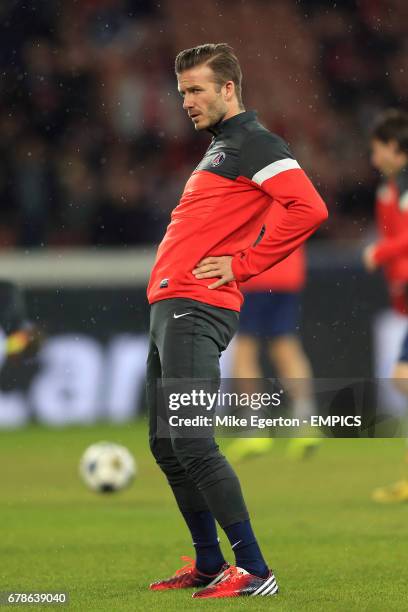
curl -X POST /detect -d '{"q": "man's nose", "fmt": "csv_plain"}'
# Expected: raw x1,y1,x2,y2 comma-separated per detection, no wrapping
183,95,194,110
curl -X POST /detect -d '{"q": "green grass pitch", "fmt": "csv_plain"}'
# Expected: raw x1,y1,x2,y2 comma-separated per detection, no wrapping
1,422,407,611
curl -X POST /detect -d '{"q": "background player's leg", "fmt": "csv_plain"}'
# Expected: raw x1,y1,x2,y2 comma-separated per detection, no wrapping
228,292,275,460
228,333,274,461
232,334,262,378
372,334,408,502
268,335,315,419
147,313,226,574
262,292,314,420
264,292,320,459
392,364,408,395
232,292,263,379
269,334,321,459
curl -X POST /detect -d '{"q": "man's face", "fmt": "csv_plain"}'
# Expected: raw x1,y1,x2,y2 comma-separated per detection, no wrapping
370,138,403,177
177,64,228,131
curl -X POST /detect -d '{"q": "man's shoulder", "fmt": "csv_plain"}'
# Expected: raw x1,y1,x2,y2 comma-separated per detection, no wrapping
376,171,408,210
396,167,408,196
242,120,288,149
239,122,295,179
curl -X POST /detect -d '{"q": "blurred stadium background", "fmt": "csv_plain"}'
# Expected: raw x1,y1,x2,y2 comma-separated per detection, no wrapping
2,3,408,610
1,0,408,426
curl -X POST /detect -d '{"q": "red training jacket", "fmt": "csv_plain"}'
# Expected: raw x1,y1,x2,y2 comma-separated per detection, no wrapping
373,165,408,313
147,110,328,311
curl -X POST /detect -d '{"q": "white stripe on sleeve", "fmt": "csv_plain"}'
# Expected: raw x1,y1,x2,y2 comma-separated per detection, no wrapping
252,158,300,185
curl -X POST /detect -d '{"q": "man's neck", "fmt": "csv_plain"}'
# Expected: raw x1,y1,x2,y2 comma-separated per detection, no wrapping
221,106,245,122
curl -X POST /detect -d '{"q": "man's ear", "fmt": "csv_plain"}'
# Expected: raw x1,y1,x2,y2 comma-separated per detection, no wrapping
223,80,235,102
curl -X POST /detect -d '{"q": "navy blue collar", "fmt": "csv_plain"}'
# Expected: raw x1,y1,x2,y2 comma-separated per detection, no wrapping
208,110,257,136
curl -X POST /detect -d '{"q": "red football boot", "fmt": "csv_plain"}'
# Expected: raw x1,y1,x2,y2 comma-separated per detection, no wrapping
149,556,228,591
192,565,279,598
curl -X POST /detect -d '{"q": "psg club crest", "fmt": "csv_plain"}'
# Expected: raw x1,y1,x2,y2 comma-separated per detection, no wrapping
212,152,226,167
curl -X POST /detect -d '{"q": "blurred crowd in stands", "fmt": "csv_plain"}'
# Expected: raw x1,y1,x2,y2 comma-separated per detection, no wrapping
0,0,407,248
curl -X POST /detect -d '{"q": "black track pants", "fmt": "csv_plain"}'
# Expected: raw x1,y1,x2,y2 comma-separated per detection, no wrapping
147,298,249,528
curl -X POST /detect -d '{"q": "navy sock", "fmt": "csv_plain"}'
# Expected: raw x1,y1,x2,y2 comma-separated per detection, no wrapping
181,510,226,575
223,519,269,578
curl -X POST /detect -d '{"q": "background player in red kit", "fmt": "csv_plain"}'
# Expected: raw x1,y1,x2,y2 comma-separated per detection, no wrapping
146,43,328,598
363,109,408,502
228,241,320,462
